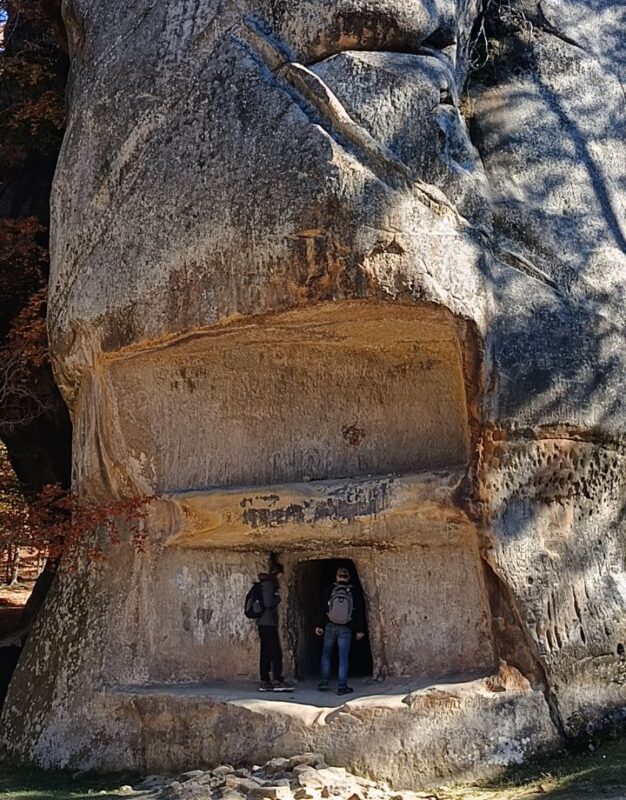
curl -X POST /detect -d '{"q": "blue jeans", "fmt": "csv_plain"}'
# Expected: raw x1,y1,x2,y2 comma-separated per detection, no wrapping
320,623,352,688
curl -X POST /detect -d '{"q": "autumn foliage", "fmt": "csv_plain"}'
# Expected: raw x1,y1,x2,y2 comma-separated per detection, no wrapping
0,3,154,587
0,0,66,436
0,0,66,167
0,443,29,584
0,443,156,585
25,484,154,565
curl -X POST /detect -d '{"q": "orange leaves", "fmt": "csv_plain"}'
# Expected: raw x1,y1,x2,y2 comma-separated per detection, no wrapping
1,48,58,90
0,216,51,432
0,0,67,165
0,215,45,245
6,89,65,138
0,0,67,433
0,1,72,587
0,443,29,539
0,217,46,280
0,0,67,432
1,442,157,575
26,484,156,565
4,286,48,368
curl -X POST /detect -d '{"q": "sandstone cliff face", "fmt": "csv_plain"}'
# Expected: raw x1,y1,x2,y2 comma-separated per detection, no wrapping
471,0,626,735
2,0,626,787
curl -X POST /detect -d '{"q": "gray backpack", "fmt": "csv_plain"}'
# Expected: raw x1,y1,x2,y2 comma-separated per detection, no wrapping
327,584,353,625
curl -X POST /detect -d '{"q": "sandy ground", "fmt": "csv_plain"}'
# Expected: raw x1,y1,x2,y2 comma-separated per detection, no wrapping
0,583,31,638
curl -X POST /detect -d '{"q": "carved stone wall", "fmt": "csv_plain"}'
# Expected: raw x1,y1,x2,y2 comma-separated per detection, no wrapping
2,0,626,787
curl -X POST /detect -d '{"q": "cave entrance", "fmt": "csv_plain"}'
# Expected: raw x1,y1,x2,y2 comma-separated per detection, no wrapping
293,558,373,680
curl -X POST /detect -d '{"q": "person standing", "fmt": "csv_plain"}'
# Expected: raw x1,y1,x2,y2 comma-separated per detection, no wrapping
256,562,292,692
315,565,366,695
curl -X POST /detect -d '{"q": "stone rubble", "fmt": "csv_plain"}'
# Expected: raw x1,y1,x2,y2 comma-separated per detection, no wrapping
134,755,438,800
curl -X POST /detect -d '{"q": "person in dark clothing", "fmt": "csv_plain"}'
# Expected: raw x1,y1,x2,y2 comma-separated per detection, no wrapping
315,565,366,695
256,563,292,692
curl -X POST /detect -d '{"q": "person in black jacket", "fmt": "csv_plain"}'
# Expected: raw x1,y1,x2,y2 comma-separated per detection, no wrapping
315,565,366,695
256,562,292,693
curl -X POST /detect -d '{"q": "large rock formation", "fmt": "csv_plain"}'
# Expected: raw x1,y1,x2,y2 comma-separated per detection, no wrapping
2,0,626,787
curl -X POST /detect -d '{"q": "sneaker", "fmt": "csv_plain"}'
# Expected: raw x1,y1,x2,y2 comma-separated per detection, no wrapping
259,681,274,692
272,680,293,692
337,686,354,696
317,680,329,691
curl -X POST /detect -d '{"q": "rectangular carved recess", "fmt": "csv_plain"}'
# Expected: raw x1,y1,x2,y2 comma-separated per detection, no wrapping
108,302,470,494
109,302,494,683
138,543,495,684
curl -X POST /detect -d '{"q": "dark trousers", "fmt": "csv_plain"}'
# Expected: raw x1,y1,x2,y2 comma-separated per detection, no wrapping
258,625,283,682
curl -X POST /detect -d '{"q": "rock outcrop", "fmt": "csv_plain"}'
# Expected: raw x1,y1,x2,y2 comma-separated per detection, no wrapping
2,0,626,787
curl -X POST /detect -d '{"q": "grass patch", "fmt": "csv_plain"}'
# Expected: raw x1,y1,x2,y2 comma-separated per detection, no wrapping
2,739,626,800
440,737,626,799
0,765,140,800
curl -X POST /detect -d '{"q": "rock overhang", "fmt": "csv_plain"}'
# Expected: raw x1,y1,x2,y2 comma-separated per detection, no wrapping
69,301,480,499
168,470,468,551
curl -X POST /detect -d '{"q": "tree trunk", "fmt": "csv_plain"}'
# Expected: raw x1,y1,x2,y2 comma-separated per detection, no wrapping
7,545,20,586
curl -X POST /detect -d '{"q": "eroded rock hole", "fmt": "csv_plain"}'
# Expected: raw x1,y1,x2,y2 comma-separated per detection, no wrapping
421,23,456,50
293,558,373,680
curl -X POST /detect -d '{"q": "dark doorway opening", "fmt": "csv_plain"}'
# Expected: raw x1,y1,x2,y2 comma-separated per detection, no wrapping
293,558,373,680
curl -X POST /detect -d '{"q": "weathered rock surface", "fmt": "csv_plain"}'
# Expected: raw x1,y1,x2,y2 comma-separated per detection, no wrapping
2,0,626,787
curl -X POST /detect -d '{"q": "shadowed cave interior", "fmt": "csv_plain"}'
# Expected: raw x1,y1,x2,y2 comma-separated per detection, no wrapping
292,558,373,680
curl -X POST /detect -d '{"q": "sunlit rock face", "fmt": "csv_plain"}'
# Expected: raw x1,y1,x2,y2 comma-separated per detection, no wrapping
2,0,626,787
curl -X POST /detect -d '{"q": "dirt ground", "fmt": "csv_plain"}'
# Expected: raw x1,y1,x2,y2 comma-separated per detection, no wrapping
0,549,42,638
443,737,626,799
0,584,31,638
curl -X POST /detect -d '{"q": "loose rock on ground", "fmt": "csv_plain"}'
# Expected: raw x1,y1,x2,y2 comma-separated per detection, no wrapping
133,754,437,800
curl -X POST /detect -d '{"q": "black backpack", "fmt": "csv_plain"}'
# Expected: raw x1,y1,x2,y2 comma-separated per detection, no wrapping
244,581,265,619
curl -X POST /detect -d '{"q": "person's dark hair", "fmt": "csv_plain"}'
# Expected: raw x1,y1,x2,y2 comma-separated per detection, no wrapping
270,562,284,576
